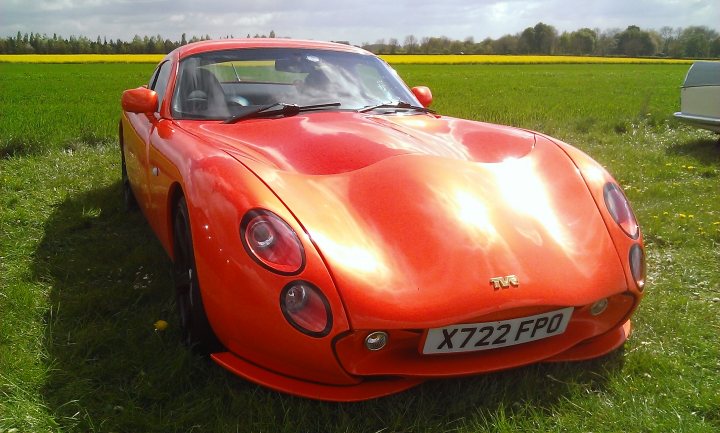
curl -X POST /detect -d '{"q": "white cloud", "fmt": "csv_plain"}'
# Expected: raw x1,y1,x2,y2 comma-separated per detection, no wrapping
0,0,717,43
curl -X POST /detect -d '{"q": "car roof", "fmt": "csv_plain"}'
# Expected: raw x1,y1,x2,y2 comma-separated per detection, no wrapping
682,61,720,88
174,38,372,60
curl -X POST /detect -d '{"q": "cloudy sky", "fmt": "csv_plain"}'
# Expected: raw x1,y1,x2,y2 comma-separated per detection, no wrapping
2,0,718,44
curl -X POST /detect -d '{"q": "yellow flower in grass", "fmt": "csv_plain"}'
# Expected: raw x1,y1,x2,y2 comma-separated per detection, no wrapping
154,320,169,331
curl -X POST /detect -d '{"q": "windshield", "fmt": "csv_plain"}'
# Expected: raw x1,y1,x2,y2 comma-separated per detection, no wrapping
171,48,419,120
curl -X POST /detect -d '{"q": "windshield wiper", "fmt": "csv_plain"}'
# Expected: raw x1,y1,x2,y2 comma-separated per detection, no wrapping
358,101,435,114
224,102,341,124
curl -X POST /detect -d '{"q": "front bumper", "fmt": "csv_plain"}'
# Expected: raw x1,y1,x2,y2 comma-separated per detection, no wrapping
333,294,635,378
210,294,636,401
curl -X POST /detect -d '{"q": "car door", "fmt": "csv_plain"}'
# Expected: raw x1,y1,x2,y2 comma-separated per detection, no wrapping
139,61,177,238
123,61,172,212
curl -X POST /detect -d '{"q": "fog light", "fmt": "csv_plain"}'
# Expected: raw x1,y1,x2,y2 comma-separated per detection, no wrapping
590,298,609,316
365,331,388,351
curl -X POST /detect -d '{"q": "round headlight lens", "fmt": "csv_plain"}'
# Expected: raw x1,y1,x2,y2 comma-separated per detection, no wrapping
248,219,275,248
603,182,639,239
629,243,646,291
241,210,304,275
284,284,308,313
280,281,332,337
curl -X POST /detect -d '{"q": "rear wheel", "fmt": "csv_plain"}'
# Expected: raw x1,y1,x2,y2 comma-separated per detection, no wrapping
173,196,223,353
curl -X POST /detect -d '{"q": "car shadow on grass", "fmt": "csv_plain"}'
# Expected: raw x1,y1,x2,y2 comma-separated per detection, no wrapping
34,181,626,433
666,135,720,166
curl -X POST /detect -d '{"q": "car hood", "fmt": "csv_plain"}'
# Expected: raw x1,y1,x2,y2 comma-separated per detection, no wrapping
178,112,536,175
193,113,627,329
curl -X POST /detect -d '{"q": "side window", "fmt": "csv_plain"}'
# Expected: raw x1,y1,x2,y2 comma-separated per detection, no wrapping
147,65,160,89
149,61,172,112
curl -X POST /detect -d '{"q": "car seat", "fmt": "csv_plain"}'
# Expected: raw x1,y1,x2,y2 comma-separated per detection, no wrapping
177,68,230,118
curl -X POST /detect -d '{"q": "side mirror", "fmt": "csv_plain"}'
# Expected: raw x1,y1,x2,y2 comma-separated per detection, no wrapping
411,86,433,108
122,87,158,113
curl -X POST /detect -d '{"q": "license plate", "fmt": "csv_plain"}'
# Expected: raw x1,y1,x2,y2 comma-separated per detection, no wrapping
422,307,573,354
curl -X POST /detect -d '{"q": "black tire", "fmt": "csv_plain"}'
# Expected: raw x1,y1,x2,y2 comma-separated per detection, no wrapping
173,196,223,354
120,140,138,212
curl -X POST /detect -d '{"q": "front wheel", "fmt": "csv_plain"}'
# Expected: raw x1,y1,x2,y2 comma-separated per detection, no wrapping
120,148,138,212
119,124,137,211
173,196,223,354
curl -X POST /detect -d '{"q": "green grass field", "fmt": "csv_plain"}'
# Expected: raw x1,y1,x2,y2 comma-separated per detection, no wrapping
1,62,719,432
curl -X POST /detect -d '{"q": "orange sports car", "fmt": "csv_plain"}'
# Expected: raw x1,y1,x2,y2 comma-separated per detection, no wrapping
119,39,645,401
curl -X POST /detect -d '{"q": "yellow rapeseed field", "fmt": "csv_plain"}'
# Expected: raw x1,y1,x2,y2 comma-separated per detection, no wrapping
380,54,694,65
0,53,694,65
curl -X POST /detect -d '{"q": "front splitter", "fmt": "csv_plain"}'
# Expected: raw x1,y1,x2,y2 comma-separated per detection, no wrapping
211,351,424,402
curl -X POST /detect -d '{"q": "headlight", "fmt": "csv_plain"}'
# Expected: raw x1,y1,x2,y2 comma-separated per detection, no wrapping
281,281,332,337
241,209,305,275
603,182,639,239
629,243,646,291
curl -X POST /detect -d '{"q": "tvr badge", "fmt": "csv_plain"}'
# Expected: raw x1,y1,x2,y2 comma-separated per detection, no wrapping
490,275,519,290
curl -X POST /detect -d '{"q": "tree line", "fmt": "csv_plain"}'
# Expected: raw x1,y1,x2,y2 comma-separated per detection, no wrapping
366,24,720,58
0,31,276,55
1,24,719,58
